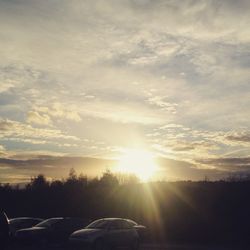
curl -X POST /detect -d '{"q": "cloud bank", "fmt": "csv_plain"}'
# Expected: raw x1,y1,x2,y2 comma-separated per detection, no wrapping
0,0,249,182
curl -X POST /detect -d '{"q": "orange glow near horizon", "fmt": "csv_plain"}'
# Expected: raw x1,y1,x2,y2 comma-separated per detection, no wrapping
116,149,158,181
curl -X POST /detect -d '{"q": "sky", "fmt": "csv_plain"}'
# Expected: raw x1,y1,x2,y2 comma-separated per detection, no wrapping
0,0,250,183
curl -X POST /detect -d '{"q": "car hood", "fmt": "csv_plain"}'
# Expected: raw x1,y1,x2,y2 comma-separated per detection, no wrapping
17,227,47,233
70,228,103,237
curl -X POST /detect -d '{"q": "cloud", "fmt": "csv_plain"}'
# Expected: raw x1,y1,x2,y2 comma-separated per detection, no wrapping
196,157,250,172
0,144,8,158
0,118,79,142
147,95,177,113
27,111,52,125
0,80,16,93
0,155,118,183
148,125,250,163
225,132,250,145
156,157,230,181
0,174,31,184
79,100,168,125
151,130,218,154
198,130,250,147
35,103,82,122
169,141,216,153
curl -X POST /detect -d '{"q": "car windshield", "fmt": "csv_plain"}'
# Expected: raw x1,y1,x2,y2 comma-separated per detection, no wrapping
9,218,22,224
10,218,40,224
126,219,137,226
86,220,109,229
35,218,62,228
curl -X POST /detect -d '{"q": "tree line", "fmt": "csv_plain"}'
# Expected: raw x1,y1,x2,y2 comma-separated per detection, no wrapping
1,169,250,246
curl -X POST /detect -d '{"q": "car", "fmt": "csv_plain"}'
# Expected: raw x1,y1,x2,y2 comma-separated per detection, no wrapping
9,217,43,237
126,219,147,241
69,218,140,250
0,211,9,250
15,217,90,246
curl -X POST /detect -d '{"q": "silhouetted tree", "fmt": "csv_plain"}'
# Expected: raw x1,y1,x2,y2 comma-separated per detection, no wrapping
116,173,139,185
67,168,77,181
78,173,88,187
50,180,64,189
99,169,119,187
27,174,49,190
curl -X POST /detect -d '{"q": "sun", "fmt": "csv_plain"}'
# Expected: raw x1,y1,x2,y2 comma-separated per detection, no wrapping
116,149,158,181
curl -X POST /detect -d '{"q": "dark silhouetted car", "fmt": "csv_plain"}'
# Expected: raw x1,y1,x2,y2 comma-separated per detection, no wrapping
15,217,89,246
0,211,9,250
69,218,139,250
9,217,43,237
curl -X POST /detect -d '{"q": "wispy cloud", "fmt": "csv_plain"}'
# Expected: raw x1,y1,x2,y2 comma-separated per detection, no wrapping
27,111,52,126
0,118,79,142
196,157,250,172
34,103,82,122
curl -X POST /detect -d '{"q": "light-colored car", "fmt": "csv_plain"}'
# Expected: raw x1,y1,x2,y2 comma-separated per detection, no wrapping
69,218,139,250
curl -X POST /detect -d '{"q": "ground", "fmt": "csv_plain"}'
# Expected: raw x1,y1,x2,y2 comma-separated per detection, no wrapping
6,244,249,250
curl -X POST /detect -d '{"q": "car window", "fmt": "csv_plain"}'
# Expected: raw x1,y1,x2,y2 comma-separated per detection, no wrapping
120,220,133,229
126,219,137,226
36,218,62,228
31,220,42,226
56,219,82,230
86,219,109,229
109,221,122,230
21,221,33,228
11,220,27,228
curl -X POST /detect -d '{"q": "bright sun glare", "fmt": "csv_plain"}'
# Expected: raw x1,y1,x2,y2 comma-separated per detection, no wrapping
116,149,158,181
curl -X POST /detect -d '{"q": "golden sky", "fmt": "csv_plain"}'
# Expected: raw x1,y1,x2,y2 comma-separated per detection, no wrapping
0,0,250,183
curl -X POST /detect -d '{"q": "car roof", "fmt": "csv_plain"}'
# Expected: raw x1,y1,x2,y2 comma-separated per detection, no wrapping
95,218,133,222
43,217,64,221
9,217,43,222
44,217,88,221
